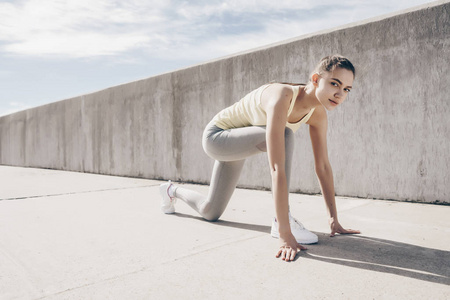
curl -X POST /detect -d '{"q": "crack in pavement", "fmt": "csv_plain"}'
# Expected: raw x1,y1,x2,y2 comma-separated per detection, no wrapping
0,184,160,201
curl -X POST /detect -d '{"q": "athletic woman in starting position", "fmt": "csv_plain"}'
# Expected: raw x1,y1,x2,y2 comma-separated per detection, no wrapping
159,55,360,262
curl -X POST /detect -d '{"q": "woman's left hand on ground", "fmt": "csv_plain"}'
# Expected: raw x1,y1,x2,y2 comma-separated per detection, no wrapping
329,218,361,237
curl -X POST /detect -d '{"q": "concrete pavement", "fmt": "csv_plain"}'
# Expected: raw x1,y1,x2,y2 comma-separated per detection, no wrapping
0,165,449,299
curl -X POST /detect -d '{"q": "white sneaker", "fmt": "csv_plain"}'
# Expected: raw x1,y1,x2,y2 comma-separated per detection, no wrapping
271,213,318,244
159,180,177,214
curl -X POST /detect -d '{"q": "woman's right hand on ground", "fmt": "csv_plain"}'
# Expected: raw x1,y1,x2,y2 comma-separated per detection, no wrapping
276,233,307,262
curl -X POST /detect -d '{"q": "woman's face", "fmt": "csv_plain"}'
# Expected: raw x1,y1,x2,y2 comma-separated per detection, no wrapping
313,68,354,111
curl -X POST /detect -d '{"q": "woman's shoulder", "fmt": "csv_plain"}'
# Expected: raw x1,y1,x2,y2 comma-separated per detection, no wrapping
268,81,306,86
260,83,294,108
263,83,295,96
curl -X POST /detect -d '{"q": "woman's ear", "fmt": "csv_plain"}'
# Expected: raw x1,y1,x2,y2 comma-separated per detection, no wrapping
311,73,320,87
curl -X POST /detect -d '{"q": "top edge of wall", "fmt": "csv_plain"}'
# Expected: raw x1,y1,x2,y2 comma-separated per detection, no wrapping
1,0,447,118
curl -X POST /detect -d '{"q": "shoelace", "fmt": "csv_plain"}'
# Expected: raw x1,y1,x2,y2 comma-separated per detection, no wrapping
166,181,175,202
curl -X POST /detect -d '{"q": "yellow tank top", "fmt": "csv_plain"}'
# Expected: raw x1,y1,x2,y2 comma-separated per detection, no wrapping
212,84,315,133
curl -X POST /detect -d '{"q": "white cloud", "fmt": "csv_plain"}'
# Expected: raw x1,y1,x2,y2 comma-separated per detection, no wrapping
0,0,170,57
0,0,435,60
5,31,151,57
140,4,358,62
174,0,332,18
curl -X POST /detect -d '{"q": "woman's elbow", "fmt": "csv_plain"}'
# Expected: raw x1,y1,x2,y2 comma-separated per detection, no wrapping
270,167,287,182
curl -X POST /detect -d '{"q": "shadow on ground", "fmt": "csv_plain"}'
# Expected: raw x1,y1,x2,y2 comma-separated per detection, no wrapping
174,212,450,285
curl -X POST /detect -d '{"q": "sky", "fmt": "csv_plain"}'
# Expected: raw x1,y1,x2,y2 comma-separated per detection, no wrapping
0,0,436,116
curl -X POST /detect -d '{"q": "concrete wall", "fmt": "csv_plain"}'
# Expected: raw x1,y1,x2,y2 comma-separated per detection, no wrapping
1,1,449,204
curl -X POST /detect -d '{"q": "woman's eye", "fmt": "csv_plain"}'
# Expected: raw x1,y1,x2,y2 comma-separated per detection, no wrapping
331,82,338,86
344,88,351,93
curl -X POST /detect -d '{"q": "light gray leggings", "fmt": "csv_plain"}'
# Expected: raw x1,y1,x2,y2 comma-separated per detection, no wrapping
174,121,295,221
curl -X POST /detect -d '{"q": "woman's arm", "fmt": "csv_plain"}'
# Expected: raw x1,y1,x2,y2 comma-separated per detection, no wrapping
263,85,291,235
261,84,306,261
308,106,360,236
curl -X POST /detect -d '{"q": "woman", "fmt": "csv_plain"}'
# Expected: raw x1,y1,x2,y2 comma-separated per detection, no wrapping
159,55,360,262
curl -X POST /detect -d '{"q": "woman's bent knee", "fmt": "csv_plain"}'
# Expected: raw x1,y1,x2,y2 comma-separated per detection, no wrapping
199,201,223,222
201,208,222,221
203,214,220,222
201,206,221,221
